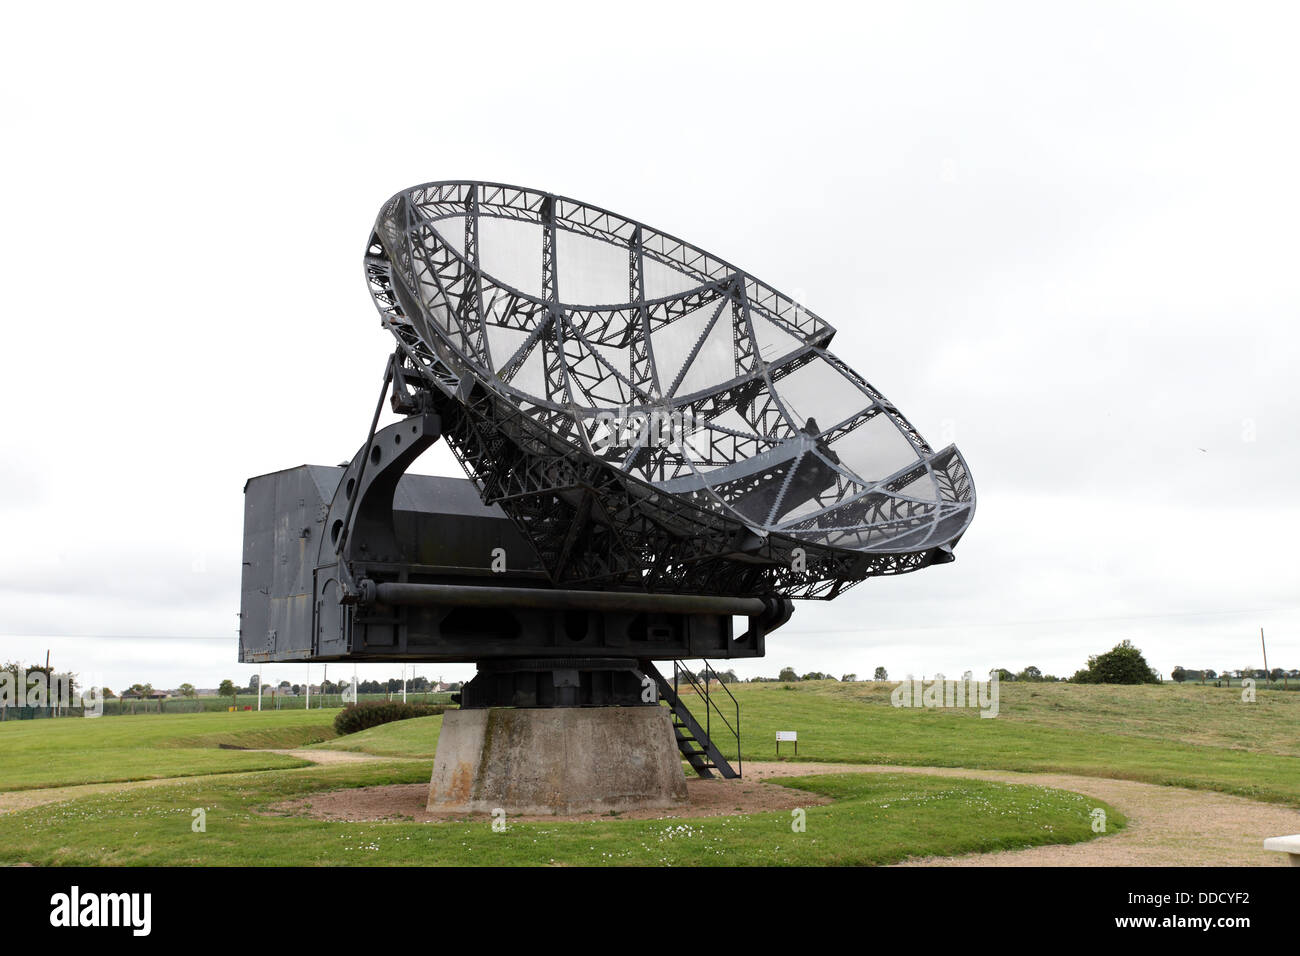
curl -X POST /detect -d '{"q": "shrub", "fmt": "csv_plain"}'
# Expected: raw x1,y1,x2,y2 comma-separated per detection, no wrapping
1070,640,1161,685
333,701,447,736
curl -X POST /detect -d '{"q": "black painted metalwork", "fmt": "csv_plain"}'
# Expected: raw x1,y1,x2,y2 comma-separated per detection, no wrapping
365,181,975,599
240,179,976,774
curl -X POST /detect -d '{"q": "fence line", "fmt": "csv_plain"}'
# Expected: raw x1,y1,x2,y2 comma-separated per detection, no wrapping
0,691,454,719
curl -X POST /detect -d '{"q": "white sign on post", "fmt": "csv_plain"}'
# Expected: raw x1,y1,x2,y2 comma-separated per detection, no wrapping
776,730,798,756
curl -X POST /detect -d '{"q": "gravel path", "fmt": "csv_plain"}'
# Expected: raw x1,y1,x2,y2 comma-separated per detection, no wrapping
260,748,387,765
744,761,1300,866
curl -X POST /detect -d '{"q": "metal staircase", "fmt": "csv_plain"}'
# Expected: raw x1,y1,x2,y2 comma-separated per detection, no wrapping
642,659,741,779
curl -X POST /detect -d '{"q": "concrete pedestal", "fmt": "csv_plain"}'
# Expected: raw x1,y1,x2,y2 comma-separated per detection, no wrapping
428,706,688,815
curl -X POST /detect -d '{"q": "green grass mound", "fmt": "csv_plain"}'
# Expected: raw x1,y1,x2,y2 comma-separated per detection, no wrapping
312,713,442,758
0,710,339,791
0,761,1122,866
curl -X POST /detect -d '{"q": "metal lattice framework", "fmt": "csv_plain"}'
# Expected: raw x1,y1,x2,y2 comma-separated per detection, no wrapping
364,181,975,598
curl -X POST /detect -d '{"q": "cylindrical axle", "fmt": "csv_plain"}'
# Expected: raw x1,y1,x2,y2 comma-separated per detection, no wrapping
361,580,766,617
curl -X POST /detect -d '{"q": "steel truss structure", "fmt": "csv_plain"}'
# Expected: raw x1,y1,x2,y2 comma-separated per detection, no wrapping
364,181,974,599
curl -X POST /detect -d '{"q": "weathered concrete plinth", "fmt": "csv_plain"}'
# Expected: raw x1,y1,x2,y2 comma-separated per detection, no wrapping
428,706,688,815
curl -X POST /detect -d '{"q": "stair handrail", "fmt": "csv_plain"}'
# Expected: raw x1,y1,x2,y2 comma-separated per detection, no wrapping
705,660,742,777
673,659,742,777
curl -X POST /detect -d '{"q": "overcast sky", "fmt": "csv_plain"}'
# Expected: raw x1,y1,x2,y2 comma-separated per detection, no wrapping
2,2,1297,691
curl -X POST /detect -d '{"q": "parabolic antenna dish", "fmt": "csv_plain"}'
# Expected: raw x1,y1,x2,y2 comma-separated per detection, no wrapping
365,181,974,598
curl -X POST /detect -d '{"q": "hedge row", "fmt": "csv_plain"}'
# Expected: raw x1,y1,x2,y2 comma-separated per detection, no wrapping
332,701,448,736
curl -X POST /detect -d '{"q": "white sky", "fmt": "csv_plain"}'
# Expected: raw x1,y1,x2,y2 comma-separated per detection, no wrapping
2,1,1297,691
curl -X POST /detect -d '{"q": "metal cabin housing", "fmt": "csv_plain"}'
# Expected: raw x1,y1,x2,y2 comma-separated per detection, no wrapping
239,456,776,669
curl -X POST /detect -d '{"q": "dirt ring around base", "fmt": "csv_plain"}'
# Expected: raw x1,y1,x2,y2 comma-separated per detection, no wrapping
264,776,830,824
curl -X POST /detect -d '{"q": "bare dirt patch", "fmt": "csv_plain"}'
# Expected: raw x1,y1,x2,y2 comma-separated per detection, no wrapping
265,776,828,824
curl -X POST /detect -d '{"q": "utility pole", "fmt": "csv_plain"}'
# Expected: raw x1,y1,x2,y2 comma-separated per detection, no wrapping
1260,627,1270,687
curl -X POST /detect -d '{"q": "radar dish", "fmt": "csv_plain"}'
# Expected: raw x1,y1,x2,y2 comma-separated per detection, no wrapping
365,181,974,598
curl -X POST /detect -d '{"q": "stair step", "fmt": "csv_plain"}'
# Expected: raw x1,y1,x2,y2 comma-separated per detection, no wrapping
645,660,741,781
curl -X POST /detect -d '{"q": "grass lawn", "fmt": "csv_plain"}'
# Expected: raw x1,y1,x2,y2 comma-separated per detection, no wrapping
0,710,337,790
703,681,1300,806
0,759,1123,866
313,712,443,757
3,678,1292,865
9,680,1291,805
812,679,1300,756
309,681,1300,807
